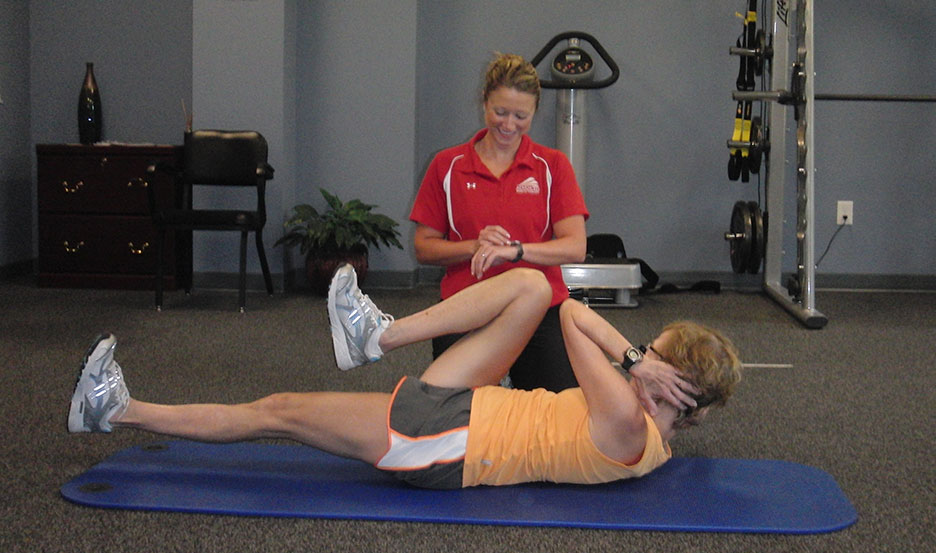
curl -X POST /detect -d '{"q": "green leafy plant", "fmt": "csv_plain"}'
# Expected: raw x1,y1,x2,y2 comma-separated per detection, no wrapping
274,188,403,255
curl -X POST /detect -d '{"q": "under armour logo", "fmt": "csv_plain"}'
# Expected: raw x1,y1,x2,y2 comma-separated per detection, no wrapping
466,182,477,190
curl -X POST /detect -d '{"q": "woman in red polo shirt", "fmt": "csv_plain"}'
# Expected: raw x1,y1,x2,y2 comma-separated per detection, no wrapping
410,53,589,392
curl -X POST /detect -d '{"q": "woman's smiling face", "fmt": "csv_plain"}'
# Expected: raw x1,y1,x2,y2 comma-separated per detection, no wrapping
482,86,537,149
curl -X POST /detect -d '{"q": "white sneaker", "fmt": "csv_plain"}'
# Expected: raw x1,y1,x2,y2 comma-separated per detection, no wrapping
68,334,130,433
327,264,393,370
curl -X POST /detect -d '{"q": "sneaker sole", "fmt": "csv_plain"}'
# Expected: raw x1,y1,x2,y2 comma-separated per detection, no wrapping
68,333,115,433
326,266,357,371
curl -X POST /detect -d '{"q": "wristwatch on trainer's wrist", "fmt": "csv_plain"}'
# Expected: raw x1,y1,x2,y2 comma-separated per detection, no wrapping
510,240,524,262
621,346,644,373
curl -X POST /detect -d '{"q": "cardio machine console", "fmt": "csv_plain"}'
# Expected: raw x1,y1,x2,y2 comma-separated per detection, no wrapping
550,47,595,83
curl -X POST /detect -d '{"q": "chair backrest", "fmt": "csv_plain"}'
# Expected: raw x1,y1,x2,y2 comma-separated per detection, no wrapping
587,233,627,259
183,130,270,186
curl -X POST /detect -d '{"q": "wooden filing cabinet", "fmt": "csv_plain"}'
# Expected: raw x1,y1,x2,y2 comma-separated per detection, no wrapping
36,144,184,289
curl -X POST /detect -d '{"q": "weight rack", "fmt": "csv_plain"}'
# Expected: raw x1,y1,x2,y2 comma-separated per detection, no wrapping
731,0,827,328
728,0,935,328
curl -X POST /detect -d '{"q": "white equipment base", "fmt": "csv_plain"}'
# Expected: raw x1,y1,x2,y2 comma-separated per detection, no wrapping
561,263,641,308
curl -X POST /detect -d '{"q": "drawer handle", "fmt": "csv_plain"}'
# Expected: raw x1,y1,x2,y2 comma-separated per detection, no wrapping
62,180,84,193
127,177,149,188
63,240,85,253
128,242,150,255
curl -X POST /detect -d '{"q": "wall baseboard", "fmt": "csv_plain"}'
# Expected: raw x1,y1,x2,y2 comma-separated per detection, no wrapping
7,260,930,292
0,259,34,280
813,273,936,291
644,271,936,292
197,269,936,293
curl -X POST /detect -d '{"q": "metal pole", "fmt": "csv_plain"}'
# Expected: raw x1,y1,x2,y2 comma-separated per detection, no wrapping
762,0,789,305
760,0,827,329
802,0,819,316
815,93,936,102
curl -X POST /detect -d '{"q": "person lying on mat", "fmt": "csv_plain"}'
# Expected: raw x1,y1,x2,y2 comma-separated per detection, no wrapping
68,266,741,490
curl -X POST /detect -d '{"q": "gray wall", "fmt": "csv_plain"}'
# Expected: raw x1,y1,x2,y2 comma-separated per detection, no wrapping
2,1,933,287
29,1,192,144
190,0,297,278
812,2,935,281
0,0,33,273
296,0,417,276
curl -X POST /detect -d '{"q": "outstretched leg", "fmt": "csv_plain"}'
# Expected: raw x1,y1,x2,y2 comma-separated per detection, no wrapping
329,265,552,388
116,392,390,463
68,334,390,464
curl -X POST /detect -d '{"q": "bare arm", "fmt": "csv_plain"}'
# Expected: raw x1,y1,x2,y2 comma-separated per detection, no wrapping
413,224,477,266
514,214,586,266
559,299,647,463
558,299,698,415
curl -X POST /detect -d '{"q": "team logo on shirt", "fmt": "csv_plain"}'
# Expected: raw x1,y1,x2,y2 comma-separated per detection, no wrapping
515,177,540,194
466,182,477,190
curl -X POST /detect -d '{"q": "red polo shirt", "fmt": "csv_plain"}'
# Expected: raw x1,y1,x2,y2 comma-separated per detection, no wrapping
410,129,589,306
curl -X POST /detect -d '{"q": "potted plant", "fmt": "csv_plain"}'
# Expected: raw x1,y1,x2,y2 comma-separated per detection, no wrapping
275,188,403,295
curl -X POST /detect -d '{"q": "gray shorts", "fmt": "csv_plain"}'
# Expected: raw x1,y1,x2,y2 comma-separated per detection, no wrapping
375,377,473,489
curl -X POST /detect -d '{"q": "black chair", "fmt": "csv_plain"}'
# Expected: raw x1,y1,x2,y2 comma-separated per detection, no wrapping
585,233,660,292
586,233,627,260
148,130,275,312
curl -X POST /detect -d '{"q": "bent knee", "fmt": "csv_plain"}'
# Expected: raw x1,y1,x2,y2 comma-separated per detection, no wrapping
508,268,551,301
559,297,580,317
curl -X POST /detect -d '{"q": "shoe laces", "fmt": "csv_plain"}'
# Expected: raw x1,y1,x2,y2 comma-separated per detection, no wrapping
353,287,394,326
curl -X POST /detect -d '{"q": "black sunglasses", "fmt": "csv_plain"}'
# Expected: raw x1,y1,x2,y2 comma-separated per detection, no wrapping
639,344,669,364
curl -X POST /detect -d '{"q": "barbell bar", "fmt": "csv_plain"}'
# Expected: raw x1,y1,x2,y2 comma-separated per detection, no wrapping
734,90,936,103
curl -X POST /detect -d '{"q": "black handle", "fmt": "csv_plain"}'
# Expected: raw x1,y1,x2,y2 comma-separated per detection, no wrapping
530,31,620,89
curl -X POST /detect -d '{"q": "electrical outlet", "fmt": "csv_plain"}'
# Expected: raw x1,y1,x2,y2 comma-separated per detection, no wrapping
836,201,853,225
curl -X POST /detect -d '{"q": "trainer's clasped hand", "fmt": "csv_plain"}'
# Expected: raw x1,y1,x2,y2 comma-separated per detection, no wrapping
471,244,516,279
477,225,512,247
471,225,513,279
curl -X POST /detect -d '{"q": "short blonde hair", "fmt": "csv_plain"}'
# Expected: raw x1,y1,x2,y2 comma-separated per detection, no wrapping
482,53,541,109
657,321,742,428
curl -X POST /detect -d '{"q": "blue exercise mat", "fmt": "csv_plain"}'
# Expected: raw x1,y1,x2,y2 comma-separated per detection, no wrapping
61,440,857,534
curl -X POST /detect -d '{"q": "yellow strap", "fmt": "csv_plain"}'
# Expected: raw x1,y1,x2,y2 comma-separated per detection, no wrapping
730,103,743,154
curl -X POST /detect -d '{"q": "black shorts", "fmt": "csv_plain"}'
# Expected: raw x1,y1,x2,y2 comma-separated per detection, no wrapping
375,377,473,489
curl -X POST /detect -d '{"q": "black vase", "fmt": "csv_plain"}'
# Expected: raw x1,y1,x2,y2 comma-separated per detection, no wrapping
78,62,102,144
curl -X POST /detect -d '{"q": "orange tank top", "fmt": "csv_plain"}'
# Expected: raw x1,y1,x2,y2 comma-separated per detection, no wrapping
462,386,671,487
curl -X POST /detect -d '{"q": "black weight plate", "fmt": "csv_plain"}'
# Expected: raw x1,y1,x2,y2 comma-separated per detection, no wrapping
754,29,767,76
755,205,765,272
749,117,763,175
746,201,764,274
728,151,741,181
729,201,753,273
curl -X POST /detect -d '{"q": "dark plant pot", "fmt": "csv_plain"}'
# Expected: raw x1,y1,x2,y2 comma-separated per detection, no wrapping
305,245,368,296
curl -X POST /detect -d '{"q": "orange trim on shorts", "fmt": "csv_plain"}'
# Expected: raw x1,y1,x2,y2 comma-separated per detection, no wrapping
374,376,469,471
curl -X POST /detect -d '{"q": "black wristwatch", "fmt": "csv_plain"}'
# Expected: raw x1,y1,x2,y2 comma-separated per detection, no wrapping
621,346,644,373
510,240,524,262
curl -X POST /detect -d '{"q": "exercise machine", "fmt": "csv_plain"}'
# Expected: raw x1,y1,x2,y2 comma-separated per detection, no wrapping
725,0,934,329
531,32,644,307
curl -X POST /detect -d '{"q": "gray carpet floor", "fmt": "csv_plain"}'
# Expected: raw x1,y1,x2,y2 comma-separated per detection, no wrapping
1,276,933,553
